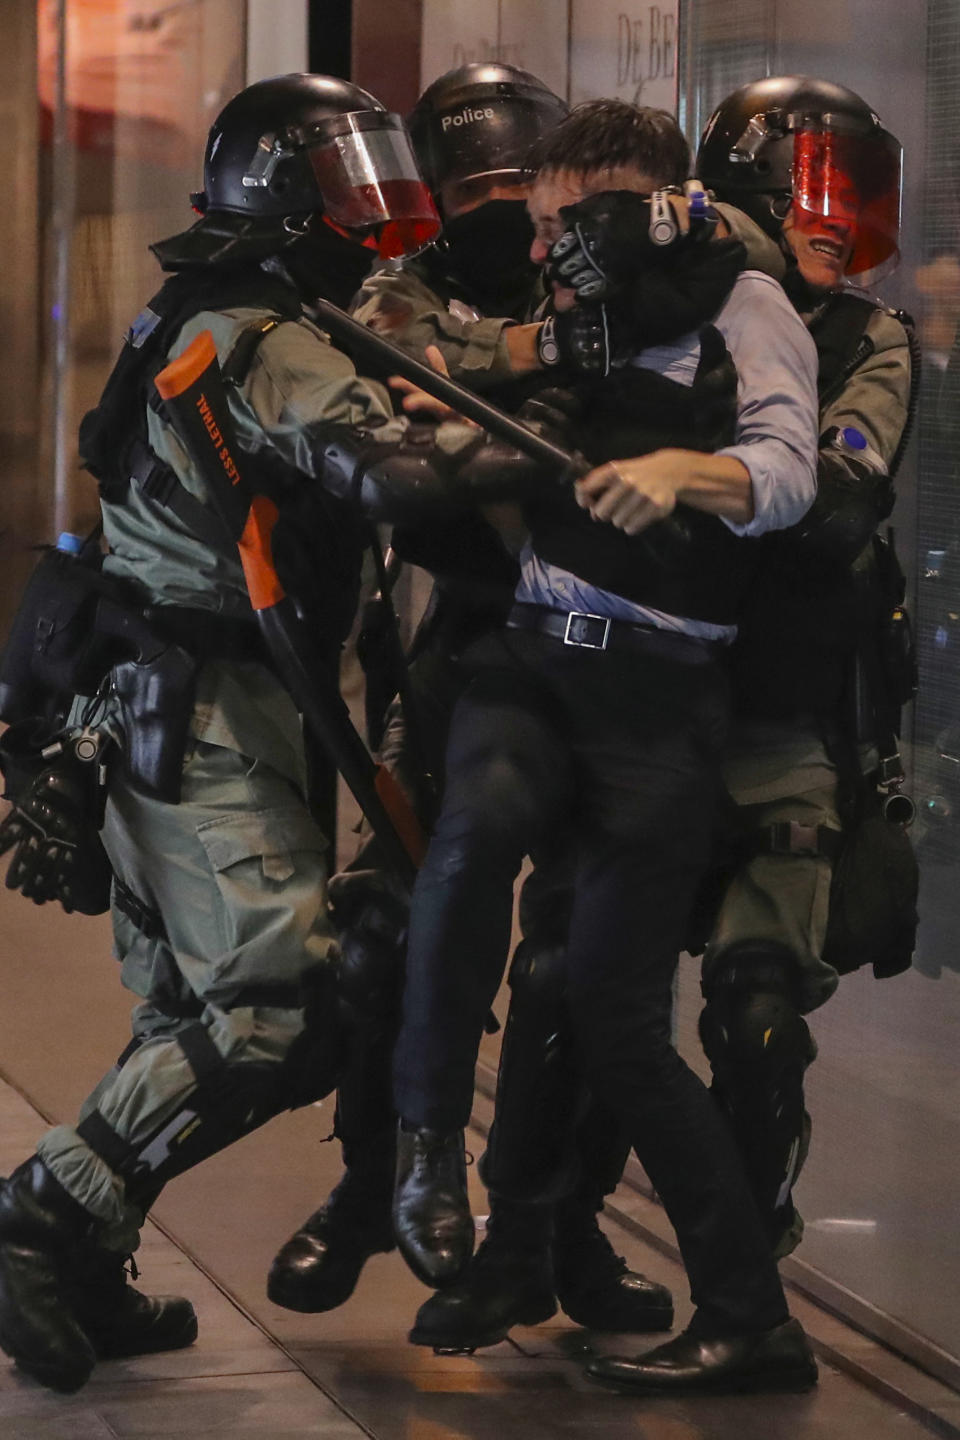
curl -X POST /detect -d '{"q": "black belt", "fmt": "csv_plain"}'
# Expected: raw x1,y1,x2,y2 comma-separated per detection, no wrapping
507,603,720,666
144,606,271,668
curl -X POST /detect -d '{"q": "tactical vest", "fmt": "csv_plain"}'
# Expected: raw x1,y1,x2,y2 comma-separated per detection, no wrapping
80,265,367,651
523,326,751,627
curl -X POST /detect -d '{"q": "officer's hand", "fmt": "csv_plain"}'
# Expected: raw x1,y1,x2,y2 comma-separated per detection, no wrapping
515,388,583,452
545,191,688,302
536,305,627,377
390,346,464,419
0,761,87,910
545,191,743,352
575,455,680,535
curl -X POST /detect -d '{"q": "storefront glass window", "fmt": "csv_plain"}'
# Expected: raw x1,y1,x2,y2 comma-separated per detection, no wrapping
417,0,959,1383
35,0,247,541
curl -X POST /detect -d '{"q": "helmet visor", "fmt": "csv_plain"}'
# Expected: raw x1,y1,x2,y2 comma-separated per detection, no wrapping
307,112,440,258
792,125,902,277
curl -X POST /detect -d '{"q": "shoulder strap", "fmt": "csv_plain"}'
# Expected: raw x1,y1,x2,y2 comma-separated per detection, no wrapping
221,315,284,387
126,436,234,556
87,281,297,555
808,292,878,408
137,313,291,551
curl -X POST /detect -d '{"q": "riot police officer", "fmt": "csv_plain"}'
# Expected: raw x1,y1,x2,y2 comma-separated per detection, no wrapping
692,76,914,1260
0,72,547,1395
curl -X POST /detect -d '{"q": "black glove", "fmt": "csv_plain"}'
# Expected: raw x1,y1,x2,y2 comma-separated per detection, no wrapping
546,190,746,350
514,387,584,455
0,726,112,913
537,307,623,377
545,191,682,301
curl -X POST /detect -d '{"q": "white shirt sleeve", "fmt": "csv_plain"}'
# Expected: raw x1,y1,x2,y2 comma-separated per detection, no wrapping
713,271,820,536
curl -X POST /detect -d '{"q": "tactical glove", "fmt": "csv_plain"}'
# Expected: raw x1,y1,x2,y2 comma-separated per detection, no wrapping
514,388,586,460
545,190,683,301
546,190,746,350
536,306,628,378
0,726,112,914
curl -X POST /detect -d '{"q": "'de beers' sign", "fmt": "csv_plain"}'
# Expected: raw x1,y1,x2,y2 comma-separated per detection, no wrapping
419,0,678,112
419,0,569,97
570,2,679,112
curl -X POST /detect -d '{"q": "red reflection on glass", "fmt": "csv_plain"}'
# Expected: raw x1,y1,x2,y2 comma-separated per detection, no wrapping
793,128,901,276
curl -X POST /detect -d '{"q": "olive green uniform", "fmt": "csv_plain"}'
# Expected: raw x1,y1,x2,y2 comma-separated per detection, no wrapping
38,304,406,1252
708,300,911,1013
353,254,530,387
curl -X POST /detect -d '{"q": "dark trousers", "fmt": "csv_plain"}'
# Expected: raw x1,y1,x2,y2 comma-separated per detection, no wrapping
393,626,787,1334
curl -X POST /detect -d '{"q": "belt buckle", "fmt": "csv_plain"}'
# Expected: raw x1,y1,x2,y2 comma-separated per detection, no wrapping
563,611,611,650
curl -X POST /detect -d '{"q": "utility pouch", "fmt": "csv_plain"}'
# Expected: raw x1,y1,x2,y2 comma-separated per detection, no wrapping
822,786,919,979
111,643,198,804
0,534,200,803
0,538,118,723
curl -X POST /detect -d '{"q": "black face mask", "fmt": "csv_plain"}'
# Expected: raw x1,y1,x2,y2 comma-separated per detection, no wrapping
282,219,378,310
441,199,537,315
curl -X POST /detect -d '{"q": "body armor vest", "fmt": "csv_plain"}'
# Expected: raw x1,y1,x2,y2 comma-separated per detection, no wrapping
524,326,751,626
80,265,367,652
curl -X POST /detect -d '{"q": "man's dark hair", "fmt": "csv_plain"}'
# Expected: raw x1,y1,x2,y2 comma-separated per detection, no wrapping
527,99,690,188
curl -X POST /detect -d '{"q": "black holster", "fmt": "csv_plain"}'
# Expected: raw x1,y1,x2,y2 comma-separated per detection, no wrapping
111,643,198,805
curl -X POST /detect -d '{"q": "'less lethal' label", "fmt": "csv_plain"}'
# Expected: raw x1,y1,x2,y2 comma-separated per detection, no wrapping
196,392,241,484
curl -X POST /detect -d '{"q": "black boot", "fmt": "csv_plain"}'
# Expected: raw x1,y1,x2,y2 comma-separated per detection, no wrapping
63,1248,198,1360
393,1125,474,1287
410,1196,556,1352
585,1317,818,1394
552,1195,673,1332
268,1135,397,1313
0,1157,99,1392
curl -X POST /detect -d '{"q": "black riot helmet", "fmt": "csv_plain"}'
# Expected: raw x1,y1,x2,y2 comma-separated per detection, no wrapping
697,76,902,279
153,73,439,270
408,63,568,205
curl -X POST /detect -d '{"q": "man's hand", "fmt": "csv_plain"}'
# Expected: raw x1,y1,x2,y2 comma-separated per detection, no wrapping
576,448,755,533
575,455,681,534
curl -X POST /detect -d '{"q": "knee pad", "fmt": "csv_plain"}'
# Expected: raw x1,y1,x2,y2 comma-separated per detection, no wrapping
700,943,816,1086
508,936,569,1004
700,989,814,1084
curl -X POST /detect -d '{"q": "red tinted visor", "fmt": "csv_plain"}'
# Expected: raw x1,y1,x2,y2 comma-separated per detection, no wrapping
307,112,440,258
792,125,902,277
